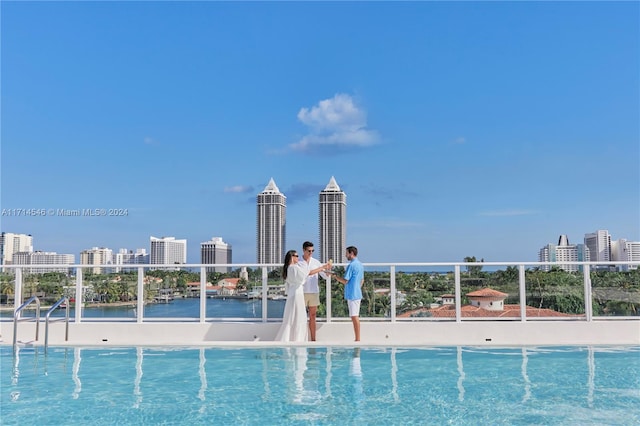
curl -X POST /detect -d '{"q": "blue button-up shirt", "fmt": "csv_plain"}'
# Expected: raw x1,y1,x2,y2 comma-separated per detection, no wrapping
344,257,364,300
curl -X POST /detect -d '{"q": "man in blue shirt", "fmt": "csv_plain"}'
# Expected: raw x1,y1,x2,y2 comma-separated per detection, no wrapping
331,246,364,341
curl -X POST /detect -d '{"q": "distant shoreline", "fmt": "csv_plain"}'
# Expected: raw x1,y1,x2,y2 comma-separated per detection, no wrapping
0,301,138,312
0,296,280,313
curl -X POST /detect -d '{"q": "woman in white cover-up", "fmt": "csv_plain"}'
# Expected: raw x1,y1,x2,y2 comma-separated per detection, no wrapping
275,250,329,342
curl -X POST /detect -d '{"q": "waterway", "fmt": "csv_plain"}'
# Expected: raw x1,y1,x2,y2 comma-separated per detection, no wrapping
0,297,286,319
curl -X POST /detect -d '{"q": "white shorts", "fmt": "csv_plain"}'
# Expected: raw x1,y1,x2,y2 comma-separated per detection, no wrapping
347,299,361,317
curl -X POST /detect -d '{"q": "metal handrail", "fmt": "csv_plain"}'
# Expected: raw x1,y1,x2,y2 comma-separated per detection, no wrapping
45,297,70,353
13,296,40,351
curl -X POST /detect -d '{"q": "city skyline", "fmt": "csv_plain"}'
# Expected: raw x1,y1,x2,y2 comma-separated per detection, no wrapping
1,2,638,264
3,224,638,270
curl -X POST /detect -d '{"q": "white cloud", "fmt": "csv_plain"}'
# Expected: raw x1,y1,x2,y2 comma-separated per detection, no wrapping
224,185,253,194
290,93,379,153
143,136,156,145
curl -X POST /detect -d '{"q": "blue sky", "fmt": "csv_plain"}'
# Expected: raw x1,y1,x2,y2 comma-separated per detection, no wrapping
1,1,638,265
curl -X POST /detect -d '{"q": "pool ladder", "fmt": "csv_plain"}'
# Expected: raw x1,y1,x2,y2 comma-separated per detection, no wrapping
13,296,70,353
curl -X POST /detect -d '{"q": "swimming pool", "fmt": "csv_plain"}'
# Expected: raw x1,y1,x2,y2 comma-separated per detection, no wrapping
2,346,638,425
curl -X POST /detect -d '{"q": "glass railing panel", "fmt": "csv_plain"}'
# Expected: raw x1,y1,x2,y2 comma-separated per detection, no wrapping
1,269,73,319
363,269,392,318
524,267,586,318
37,267,139,320
323,267,398,319
141,267,191,318
394,266,453,320
321,265,347,319
459,264,522,321
262,277,287,320
200,276,284,320
591,266,640,317
80,269,140,319
0,272,16,319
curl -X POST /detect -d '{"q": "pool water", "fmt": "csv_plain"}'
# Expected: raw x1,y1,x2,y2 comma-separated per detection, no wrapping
1,346,639,425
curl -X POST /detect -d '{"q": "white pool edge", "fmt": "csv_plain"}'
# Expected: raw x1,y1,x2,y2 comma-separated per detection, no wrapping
2,320,639,348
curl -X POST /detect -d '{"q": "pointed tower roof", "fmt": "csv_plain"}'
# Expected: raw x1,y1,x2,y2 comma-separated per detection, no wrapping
262,178,281,194
323,176,341,192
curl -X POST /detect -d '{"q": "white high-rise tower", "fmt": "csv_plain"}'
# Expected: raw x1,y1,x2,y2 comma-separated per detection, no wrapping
80,247,114,274
538,235,590,272
0,232,33,270
319,176,347,263
257,178,286,267
150,236,187,269
611,239,640,271
201,237,232,273
584,230,611,269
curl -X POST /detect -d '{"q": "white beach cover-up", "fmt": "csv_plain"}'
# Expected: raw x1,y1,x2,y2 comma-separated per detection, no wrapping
275,263,309,342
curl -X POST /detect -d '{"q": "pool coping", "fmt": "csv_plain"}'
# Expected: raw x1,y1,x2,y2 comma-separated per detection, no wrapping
3,319,639,348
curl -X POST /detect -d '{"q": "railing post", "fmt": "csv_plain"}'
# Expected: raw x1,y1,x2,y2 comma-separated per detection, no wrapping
75,268,83,323
390,266,396,322
261,267,268,323
65,300,69,341
137,267,144,323
454,265,461,323
583,264,592,322
519,265,527,322
200,267,206,323
326,275,332,323
14,268,22,318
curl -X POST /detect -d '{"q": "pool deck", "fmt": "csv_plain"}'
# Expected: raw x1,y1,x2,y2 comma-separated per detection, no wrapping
2,319,639,348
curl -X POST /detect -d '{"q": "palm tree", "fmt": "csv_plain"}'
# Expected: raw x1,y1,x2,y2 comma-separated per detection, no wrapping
23,273,39,298
0,273,14,304
464,256,484,276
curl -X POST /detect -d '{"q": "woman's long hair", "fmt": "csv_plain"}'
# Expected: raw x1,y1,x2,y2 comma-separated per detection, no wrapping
282,250,297,280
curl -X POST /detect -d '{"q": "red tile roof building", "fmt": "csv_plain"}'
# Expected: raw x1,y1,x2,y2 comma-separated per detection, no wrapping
398,288,582,318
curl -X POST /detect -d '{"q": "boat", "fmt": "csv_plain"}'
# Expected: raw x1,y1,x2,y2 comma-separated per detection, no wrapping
154,290,174,303
247,290,261,299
